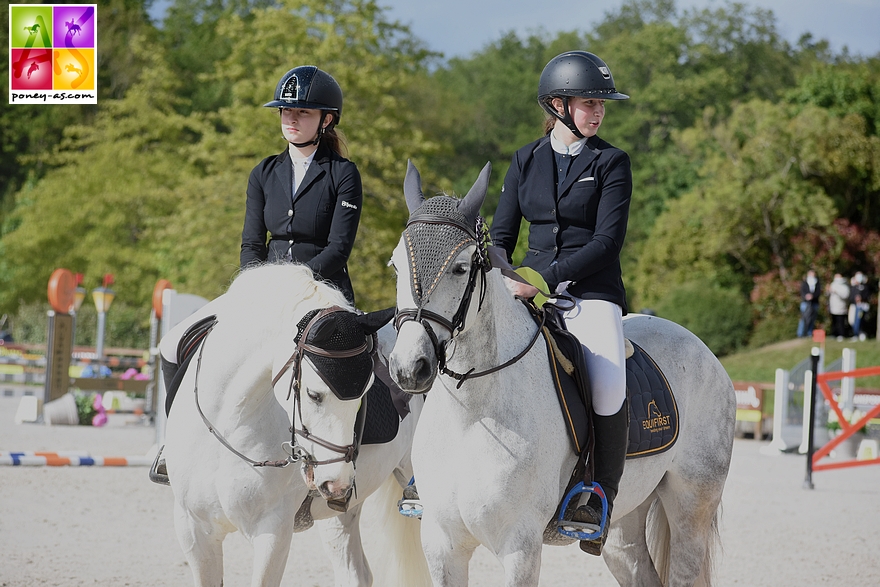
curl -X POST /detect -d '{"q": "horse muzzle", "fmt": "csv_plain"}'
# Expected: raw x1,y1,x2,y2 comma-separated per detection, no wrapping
388,320,440,393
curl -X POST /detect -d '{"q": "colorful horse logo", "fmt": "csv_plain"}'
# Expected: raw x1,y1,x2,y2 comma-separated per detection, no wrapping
65,63,83,76
24,24,41,35
65,20,82,36
27,62,40,79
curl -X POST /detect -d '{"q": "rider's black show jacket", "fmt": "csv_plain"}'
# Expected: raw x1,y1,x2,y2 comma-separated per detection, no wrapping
241,143,362,303
489,133,632,313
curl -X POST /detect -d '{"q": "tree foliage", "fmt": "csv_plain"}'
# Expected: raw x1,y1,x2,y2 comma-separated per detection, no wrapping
1,0,879,351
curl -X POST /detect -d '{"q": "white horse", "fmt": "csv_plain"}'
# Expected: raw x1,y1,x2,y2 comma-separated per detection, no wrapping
160,263,430,587
385,162,736,586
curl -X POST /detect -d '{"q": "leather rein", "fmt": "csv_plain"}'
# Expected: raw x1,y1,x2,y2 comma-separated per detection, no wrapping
191,306,367,470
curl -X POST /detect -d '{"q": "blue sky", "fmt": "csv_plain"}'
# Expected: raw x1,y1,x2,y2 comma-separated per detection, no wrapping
149,0,880,59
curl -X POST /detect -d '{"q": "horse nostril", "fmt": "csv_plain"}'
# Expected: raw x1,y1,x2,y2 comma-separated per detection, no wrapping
415,357,433,383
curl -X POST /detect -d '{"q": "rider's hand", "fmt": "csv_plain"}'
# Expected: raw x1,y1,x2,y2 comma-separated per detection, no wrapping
503,276,540,299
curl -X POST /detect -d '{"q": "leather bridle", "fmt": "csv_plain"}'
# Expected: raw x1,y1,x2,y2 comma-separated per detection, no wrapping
394,215,545,389
191,306,371,471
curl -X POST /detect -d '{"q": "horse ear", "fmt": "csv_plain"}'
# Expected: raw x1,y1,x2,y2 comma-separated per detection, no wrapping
404,160,426,214
458,161,491,224
356,307,396,335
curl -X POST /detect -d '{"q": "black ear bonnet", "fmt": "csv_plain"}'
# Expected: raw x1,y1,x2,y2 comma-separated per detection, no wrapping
294,308,373,400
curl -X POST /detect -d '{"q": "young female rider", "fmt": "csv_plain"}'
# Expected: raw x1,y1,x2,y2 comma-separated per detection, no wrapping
151,66,362,484
241,65,363,305
489,51,631,555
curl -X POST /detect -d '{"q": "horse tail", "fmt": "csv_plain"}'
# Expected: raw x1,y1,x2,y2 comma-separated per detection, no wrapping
361,474,431,586
647,498,721,587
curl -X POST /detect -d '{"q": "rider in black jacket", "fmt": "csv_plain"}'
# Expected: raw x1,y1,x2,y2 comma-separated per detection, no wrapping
241,65,362,304
490,51,632,556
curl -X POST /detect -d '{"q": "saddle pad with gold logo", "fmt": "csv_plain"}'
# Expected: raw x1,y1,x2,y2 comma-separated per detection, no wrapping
625,341,679,458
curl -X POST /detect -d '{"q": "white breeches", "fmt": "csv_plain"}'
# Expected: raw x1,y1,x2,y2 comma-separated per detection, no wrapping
561,298,626,416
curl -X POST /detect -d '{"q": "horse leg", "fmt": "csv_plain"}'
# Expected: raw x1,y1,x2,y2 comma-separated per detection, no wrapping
654,474,724,587
420,517,477,587
173,501,226,587
602,497,663,587
249,526,295,587
497,534,543,587
316,504,372,587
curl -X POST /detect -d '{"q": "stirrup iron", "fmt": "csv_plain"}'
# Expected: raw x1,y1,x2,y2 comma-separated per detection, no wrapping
556,481,608,540
398,478,422,519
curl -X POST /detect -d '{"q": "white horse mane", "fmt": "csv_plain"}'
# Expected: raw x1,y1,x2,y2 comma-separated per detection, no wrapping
227,263,353,330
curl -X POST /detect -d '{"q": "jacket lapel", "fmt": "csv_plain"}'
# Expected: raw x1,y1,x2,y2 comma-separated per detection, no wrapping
558,135,601,196
293,146,328,203
533,138,558,202
273,148,294,204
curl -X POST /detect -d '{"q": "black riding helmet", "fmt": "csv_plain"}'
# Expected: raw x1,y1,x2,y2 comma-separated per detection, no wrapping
538,51,629,139
265,65,343,147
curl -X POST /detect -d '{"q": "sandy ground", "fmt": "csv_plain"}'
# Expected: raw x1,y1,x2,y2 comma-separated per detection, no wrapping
2,393,880,587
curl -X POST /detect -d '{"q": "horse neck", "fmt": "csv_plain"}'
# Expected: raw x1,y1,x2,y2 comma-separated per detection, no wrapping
445,269,537,388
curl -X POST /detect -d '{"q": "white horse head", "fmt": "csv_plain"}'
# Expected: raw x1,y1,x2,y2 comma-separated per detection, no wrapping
389,160,492,393
281,305,388,502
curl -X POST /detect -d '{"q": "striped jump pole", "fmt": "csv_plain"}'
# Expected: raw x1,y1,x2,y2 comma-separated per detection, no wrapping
0,451,151,466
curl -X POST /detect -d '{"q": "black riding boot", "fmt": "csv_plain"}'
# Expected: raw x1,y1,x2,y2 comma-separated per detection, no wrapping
149,355,179,486
575,400,629,556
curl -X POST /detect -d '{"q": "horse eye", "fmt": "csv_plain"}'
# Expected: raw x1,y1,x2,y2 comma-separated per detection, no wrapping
306,389,322,403
452,261,469,276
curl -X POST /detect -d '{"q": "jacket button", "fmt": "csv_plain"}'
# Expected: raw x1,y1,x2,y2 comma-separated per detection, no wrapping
552,226,558,234
288,209,293,217
550,209,556,216
289,240,294,245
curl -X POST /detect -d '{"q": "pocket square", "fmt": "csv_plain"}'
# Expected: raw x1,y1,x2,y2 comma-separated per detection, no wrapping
577,176,595,182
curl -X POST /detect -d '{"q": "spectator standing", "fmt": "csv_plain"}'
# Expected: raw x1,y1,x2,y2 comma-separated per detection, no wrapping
828,273,851,340
849,271,870,340
798,269,821,338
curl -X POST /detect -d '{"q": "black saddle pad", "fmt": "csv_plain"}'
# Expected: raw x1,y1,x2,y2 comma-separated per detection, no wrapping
359,375,401,445
526,302,679,460
164,314,218,416
625,341,679,458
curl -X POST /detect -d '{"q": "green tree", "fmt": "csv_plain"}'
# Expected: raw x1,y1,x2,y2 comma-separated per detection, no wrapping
633,100,838,308
0,40,207,314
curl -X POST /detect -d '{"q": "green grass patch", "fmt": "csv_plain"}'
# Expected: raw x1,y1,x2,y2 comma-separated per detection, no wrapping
721,338,880,387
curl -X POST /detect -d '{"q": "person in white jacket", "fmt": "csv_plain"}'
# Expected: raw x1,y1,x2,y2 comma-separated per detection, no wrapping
828,273,851,340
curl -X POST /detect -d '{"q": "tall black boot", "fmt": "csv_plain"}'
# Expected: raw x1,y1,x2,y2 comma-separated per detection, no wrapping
576,400,629,556
149,355,179,486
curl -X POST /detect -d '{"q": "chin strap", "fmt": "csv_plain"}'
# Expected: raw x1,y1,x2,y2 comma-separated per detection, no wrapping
557,97,585,139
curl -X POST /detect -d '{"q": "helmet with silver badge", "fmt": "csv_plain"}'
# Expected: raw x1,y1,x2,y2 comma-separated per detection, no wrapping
265,65,343,126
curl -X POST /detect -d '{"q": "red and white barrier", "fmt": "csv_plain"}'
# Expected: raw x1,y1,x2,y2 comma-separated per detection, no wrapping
0,451,151,466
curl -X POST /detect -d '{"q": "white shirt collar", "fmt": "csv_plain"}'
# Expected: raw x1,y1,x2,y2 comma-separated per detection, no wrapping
288,145,317,167
550,131,587,156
